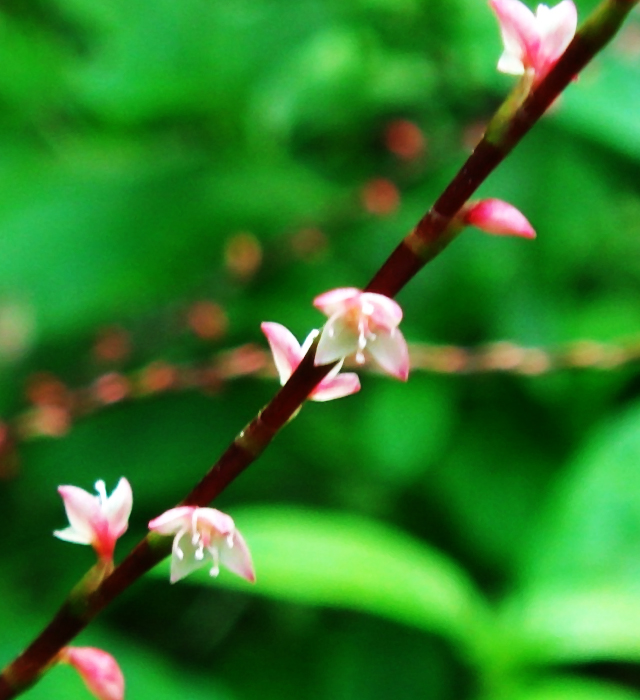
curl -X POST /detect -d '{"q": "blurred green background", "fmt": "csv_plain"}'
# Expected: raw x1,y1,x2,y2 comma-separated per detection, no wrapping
1,0,640,698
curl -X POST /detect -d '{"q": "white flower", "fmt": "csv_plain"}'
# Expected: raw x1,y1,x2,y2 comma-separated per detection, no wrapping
54,478,132,562
148,506,255,584
490,0,577,84
261,322,360,401
313,288,409,381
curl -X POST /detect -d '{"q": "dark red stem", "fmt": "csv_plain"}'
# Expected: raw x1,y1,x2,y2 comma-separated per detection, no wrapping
1,0,636,696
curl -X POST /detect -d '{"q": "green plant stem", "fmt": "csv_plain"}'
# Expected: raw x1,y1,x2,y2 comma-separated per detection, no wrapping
0,0,636,696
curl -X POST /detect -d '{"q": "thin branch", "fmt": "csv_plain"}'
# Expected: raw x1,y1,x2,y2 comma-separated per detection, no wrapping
0,0,636,696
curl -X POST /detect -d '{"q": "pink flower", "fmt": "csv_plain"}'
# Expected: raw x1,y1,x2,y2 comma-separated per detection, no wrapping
149,506,255,584
490,0,577,84
313,288,409,381
459,199,536,238
261,322,361,401
60,647,124,700
54,478,132,562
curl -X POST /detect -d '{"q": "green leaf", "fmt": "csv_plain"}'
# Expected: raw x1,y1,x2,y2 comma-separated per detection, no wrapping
520,400,640,590
150,506,493,665
503,400,640,665
495,676,640,700
502,583,640,665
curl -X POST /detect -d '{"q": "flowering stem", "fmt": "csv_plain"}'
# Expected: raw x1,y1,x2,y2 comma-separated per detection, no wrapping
0,0,636,696
367,0,638,297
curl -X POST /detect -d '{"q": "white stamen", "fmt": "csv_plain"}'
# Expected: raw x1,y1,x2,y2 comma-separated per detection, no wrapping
209,548,220,577
94,480,108,506
173,528,187,560
227,533,234,547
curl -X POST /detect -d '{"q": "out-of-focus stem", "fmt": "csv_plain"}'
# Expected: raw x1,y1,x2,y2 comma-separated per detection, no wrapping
0,0,636,696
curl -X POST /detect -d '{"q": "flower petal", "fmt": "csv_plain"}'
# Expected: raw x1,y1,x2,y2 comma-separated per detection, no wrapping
102,478,133,540
463,199,536,238
490,0,540,74
367,328,410,381
261,322,303,384
53,526,93,545
62,647,124,700
364,293,403,328
195,507,235,536
535,1,577,75
220,529,256,583
169,530,205,583
313,287,361,316
148,506,194,535
315,315,359,366
56,486,102,544
311,372,361,402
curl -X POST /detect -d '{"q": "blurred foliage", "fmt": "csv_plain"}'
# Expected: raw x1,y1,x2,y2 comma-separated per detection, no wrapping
1,0,640,698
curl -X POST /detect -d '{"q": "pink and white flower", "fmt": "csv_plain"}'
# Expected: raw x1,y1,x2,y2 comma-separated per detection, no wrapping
54,478,132,562
313,288,409,381
459,199,536,238
149,506,255,584
490,0,577,84
261,322,361,401
60,647,124,700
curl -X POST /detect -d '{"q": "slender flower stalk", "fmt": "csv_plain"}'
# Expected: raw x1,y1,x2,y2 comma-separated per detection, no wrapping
0,1,637,698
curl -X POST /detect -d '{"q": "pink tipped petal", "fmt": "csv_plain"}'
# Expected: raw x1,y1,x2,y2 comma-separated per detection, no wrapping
102,478,133,539
197,508,235,535
535,1,577,73
315,316,358,366
261,322,302,384
220,530,256,583
464,199,536,238
490,0,539,73
365,293,403,328
57,486,102,543
53,526,93,545
313,287,361,315
149,506,194,534
312,372,361,401
368,328,410,381
63,647,124,700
